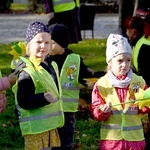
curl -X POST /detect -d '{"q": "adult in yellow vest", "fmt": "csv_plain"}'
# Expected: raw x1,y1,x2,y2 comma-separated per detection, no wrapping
124,16,150,87
47,23,94,150
13,22,64,150
42,0,82,44
91,34,149,150
124,16,150,150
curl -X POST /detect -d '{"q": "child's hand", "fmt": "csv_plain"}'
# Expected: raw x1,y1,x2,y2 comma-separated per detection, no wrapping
44,92,55,103
85,80,95,90
84,78,98,90
99,102,112,113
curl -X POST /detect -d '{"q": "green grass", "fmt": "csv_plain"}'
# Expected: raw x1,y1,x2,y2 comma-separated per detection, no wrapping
9,2,44,14
69,39,107,72
0,39,107,149
10,3,28,11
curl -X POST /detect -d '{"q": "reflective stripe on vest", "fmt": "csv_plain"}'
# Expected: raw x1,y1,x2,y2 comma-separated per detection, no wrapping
111,109,139,115
60,53,80,112
63,98,78,103
132,36,150,72
12,61,64,136
101,124,143,131
19,110,62,122
98,73,145,141
62,85,79,90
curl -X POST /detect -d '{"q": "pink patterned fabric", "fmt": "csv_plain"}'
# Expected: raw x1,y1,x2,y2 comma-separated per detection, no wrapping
99,139,145,150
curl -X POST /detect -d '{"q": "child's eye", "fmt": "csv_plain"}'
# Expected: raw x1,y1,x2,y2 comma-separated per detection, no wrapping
118,59,123,63
36,41,41,44
45,41,49,44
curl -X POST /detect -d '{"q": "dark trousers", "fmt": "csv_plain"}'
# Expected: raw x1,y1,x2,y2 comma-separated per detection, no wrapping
52,112,75,150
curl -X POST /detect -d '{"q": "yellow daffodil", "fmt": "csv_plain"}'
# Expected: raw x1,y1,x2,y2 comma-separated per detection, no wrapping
138,88,150,109
10,41,26,60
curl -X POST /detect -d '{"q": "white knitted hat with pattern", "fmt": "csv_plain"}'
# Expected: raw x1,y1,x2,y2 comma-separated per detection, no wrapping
106,34,132,63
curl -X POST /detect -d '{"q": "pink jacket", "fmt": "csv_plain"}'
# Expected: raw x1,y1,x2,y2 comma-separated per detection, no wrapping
0,77,10,113
91,82,149,121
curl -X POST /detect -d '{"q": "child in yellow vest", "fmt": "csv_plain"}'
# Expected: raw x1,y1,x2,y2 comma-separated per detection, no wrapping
13,21,64,150
47,23,94,150
91,34,150,150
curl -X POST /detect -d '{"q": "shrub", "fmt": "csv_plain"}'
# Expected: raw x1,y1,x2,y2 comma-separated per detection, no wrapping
28,0,44,13
0,0,11,13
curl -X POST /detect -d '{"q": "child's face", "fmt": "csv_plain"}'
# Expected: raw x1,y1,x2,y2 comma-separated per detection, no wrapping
109,53,131,77
27,32,51,61
49,40,64,56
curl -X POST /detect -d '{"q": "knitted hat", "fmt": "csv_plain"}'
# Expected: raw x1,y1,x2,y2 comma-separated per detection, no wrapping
48,23,69,48
26,21,50,44
106,33,132,63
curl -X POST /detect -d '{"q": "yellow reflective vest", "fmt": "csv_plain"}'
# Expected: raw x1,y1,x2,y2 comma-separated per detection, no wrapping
53,0,80,13
98,73,145,141
12,61,64,136
132,36,150,72
60,53,80,112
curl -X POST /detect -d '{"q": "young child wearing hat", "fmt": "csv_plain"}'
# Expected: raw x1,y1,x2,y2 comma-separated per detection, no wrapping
12,21,64,150
91,34,150,150
47,23,94,150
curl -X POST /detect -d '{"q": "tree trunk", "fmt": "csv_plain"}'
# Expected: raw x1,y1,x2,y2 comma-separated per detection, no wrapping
118,0,135,36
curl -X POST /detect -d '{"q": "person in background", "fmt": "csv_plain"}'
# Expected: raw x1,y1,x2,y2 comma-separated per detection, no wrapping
91,33,150,150
144,13,150,24
0,71,16,113
47,23,94,150
42,0,82,44
124,15,150,150
124,16,150,87
13,21,64,150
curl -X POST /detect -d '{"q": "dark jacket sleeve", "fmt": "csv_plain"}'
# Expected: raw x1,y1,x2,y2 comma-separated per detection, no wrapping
138,44,150,86
17,71,49,110
43,0,54,13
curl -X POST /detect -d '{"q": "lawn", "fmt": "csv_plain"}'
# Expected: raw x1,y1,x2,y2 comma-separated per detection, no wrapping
0,39,107,150
10,3,28,11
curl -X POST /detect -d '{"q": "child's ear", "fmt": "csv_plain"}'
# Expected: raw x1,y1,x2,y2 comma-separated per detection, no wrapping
26,44,30,55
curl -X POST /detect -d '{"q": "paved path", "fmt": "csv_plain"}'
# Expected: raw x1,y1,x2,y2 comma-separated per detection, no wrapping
0,13,119,44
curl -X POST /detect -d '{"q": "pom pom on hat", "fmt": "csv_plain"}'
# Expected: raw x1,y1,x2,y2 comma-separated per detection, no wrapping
48,23,69,48
26,21,50,44
106,33,132,63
